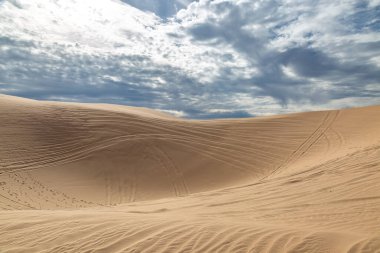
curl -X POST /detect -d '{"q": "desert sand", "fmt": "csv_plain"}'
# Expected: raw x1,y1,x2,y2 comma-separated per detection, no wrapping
0,94,379,252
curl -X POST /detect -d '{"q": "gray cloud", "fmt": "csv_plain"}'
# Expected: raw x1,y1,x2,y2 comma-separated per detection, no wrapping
183,0,380,107
121,0,195,18
0,0,379,118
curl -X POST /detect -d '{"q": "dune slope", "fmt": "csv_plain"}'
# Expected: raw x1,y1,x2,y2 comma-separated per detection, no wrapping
0,94,379,252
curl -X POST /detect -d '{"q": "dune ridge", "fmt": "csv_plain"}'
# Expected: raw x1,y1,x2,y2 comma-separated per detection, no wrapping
0,94,379,252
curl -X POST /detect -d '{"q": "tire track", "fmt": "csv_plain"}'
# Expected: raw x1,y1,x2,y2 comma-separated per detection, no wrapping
150,144,180,197
106,172,111,206
147,142,189,197
265,110,340,178
3,133,261,176
154,144,190,196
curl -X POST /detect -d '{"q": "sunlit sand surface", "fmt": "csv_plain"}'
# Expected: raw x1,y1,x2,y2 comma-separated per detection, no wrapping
1,94,379,252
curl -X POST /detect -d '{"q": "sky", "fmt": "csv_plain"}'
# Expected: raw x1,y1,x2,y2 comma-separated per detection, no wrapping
0,0,379,118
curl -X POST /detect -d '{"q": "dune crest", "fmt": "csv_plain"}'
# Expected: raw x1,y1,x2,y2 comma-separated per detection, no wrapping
0,94,379,252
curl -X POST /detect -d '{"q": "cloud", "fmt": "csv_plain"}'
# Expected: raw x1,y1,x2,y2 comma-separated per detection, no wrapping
0,0,379,118
185,109,254,119
180,0,380,106
121,0,195,18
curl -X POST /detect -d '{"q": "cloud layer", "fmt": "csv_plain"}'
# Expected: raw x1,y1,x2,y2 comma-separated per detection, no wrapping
0,0,379,118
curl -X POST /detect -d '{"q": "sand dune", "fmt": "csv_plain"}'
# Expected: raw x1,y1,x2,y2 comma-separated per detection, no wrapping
0,94,379,252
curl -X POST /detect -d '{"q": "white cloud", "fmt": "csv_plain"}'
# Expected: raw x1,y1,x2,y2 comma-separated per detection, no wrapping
0,0,379,118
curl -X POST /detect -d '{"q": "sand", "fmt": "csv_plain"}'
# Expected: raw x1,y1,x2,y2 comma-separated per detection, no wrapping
0,94,379,252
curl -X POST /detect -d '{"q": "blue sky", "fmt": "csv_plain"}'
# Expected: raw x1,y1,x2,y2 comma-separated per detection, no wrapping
0,0,379,118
